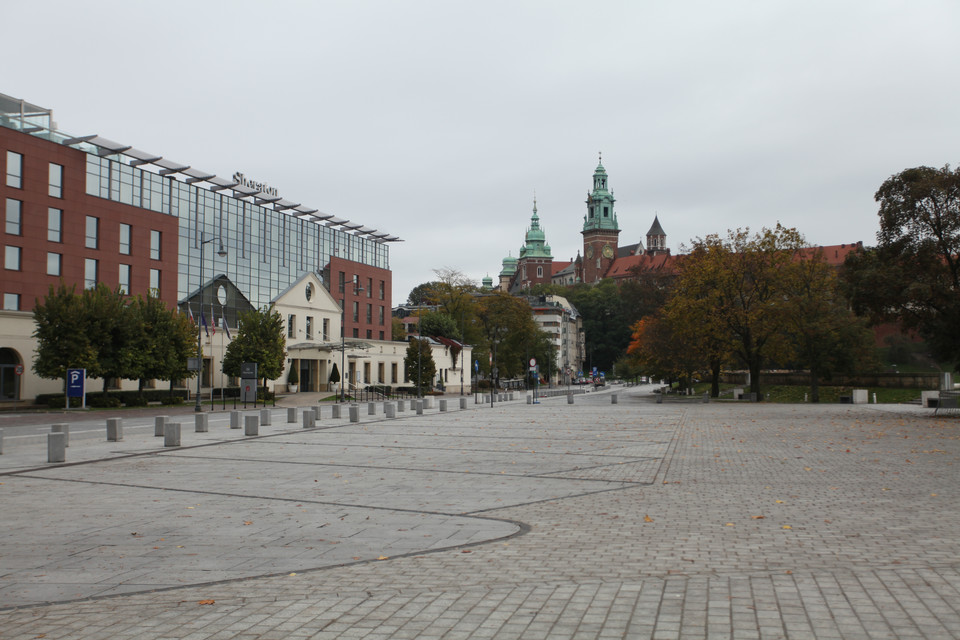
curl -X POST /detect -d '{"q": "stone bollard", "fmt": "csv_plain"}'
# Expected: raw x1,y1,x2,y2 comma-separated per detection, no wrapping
48,432,66,463
244,415,259,436
567,392,574,404
315,405,324,420
385,403,396,418
0,428,3,454
460,397,467,410
416,400,424,415
440,399,447,412
332,405,342,419
611,394,618,404
349,405,360,423
303,409,315,429
424,398,433,410
164,423,181,447
527,395,532,404
155,416,168,436
195,414,208,433
287,407,297,423
52,423,70,447
397,400,405,412
230,410,241,429
657,393,663,404
106,418,123,442
260,409,272,426
368,402,376,416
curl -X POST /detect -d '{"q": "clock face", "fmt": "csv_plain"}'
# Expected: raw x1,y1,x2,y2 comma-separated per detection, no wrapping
602,244,614,259
586,245,594,258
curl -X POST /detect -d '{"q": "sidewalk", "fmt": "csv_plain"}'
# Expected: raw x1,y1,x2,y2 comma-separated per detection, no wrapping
0,386,958,638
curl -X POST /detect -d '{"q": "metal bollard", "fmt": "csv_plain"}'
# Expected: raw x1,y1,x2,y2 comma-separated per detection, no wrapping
287,407,297,423
155,416,168,436
230,410,241,429
303,409,315,429
611,394,618,404
567,392,574,404
164,423,181,447
332,405,342,419
440,399,447,412
460,397,467,409
48,432,66,463
107,418,123,442
368,402,376,416
385,403,396,418
244,415,259,436
52,423,70,447
349,405,360,423
195,414,208,433
260,409,271,426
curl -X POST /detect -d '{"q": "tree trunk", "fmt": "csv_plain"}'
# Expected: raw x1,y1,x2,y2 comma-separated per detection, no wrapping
749,358,762,401
710,357,721,398
810,367,820,403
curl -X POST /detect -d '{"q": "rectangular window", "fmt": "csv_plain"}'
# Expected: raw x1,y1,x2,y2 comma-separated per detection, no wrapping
150,230,161,260
379,306,385,326
366,303,372,324
47,252,62,276
352,301,359,322
84,258,98,289
118,264,131,294
367,277,373,298
3,293,20,311
306,316,313,340
119,223,131,255
149,268,160,292
379,331,384,340
366,329,372,339
379,280,385,300
288,314,296,338
4,246,21,271
338,271,345,293
323,318,330,341
352,328,359,338
391,363,397,384
48,163,63,198
48,208,62,242
6,151,22,188
85,216,99,249
5,199,21,235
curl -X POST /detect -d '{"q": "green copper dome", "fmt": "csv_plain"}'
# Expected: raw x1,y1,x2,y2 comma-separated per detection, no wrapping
583,156,619,233
519,199,553,259
500,252,517,277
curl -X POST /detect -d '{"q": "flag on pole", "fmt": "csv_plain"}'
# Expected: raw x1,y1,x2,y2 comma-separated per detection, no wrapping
210,303,217,336
187,304,195,324
200,311,209,337
221,316,232,340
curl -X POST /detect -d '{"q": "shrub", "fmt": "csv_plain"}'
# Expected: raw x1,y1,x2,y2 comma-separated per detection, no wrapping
160,396,183,405
124,395,149,407
88,395,122,408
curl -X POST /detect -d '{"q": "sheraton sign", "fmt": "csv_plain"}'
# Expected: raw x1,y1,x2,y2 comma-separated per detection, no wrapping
232,172,279,197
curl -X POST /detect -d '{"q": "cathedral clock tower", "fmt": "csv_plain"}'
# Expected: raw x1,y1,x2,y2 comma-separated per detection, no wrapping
581,156,620,283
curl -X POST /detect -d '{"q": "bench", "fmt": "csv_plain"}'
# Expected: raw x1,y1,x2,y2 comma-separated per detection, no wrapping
935,390,960,416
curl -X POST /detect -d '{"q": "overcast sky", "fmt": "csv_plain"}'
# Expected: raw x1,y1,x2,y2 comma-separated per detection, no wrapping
6,1,959,303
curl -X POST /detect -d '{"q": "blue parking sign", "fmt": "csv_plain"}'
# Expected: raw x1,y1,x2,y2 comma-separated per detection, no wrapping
67,368,85,398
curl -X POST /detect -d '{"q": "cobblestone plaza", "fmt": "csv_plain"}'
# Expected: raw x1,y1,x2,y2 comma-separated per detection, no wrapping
0,387,958,639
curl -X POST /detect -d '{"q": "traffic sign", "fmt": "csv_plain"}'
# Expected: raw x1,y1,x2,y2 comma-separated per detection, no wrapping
14,364,23,376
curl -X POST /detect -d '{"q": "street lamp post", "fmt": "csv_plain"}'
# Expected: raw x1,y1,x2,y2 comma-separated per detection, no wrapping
195,234,226,412
340,281,363,403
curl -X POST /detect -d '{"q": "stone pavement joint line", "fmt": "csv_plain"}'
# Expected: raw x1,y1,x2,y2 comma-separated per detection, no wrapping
0,387,959,639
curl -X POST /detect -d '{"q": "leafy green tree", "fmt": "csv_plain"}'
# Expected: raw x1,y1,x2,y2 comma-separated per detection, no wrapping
407,282,441,305
222,306,287,389
130,292,196,395
565,279,631,375
82,284,140,395
391,316,406,341
785,249,877,402
32,282,97,381
844,165,960,371
404,338,436,394
473,292,541,382
419,311,460,339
